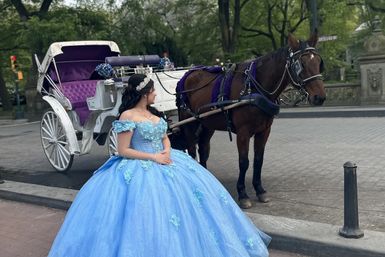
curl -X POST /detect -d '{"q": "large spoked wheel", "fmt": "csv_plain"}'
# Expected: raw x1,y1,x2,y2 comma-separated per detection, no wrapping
41,110,74,172
108,127,118,156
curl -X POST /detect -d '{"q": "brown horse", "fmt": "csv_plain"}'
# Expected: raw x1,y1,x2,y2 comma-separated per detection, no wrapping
174,33,326,209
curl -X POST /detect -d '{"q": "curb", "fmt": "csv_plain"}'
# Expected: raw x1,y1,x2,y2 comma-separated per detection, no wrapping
248,213,385,257
1,180,385,257
0,180,75,210
0,119,37,127
278,107,385,118
1,107,385,125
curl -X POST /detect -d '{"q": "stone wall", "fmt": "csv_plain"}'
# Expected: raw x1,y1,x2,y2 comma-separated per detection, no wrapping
279,82,361,107
323,82,361,106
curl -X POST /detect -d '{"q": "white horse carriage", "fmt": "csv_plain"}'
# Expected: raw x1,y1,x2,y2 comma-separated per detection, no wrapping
35,41,187,172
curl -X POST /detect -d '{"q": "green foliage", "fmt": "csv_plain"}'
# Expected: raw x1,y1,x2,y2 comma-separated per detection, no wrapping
317,1,360,69
2,0,382,85
112,0,219,66
230,0,310,61
0,1,116,90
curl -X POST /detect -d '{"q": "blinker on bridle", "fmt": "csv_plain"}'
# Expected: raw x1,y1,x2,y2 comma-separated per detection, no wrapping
287,42,324,90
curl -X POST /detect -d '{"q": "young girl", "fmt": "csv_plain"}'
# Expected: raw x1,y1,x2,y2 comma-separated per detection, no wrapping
48,74,270,257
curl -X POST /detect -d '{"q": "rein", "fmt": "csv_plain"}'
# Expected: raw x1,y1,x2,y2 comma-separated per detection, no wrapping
244,61,288,97
155,71,220,96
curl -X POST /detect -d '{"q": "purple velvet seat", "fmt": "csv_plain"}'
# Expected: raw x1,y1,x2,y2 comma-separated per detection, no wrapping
60,80,98,125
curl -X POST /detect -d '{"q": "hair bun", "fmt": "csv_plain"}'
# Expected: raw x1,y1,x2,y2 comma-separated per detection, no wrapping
128,74,147,87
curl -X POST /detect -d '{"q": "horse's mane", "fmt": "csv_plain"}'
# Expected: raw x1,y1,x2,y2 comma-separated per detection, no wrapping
240,47,287,67
266,47,288,62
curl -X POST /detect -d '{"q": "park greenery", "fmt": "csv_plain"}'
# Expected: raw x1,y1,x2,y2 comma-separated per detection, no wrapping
1,0,385,112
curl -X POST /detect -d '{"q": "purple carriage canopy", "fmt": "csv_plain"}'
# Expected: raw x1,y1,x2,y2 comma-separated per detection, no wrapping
36,41,120,94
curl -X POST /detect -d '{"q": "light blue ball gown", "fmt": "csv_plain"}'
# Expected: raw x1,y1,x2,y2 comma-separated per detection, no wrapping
48,118,270,257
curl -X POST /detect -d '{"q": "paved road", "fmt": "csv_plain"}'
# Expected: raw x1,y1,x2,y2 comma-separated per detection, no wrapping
0,199,308,257
1,117,385,232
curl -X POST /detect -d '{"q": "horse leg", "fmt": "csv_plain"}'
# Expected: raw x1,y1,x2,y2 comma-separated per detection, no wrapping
252,128,271,203
236,132,252,209
197,128,215,168
181,123,199,160
187,145,197,159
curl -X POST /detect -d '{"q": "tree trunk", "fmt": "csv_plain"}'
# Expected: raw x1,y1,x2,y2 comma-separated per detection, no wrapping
0,67,12,111
11,0,53,120
25,53,40,119
306,0,318,33
218,0,242,54
218,0,230,53
230,0,241,53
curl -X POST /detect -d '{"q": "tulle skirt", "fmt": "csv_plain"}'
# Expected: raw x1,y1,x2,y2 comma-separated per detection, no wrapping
48,150,270,257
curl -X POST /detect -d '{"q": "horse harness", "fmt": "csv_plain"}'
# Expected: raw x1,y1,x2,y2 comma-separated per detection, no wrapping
243,41,324,100
176,41,324,141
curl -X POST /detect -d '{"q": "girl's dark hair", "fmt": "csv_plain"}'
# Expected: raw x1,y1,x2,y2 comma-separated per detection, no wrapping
117,74,164,119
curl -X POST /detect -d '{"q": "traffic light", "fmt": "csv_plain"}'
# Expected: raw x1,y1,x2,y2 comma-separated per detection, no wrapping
10,55,18,71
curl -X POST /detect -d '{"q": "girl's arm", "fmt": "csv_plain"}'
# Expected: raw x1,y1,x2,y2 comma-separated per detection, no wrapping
117,131,154,160
117,131,170,164
162,134,171,154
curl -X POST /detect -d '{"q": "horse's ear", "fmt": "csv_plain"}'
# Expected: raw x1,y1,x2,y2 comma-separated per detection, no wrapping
288,33,300,50
308,28,319,47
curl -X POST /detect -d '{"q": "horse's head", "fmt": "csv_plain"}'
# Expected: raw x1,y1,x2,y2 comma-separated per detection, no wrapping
287,32,326,106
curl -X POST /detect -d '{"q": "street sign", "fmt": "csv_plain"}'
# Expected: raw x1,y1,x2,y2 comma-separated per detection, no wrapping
319,35,338,42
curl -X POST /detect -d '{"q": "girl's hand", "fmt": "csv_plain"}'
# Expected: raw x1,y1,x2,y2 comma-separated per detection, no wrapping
152,151,171,165
160,149,171,159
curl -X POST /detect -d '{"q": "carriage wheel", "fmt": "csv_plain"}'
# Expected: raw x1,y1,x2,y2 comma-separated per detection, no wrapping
41,111,74,172
108,127,118,156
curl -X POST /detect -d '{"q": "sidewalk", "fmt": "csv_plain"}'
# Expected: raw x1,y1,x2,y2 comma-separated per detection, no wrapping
0,196,306,257
2,105,385,126
1,180,385,257
0,198,309,257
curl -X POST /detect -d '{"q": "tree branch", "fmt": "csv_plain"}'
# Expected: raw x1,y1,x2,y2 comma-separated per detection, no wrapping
40,0,53,14
10,0,29,20
266,0,277,49
289,0,307,33
1,2,12,12
240,0,251,9
0,46,29,51
279,0,289,47
289,15,308,33
367,1,385,12
241,26,271,38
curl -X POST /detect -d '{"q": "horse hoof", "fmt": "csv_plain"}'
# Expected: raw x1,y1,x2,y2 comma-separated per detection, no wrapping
257,194,270,203
239,198,253,209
